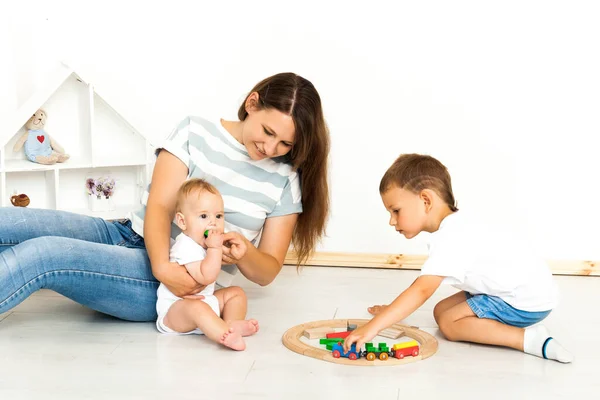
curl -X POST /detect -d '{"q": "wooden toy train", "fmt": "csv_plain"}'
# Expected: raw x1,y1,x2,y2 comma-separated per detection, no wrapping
319,338,420,361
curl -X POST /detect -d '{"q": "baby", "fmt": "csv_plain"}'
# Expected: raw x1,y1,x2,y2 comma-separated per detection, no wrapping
155,178,259,350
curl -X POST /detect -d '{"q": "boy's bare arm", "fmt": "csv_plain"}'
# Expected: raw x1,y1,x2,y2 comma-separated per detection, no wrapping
370,275,444,331
184,248,223,285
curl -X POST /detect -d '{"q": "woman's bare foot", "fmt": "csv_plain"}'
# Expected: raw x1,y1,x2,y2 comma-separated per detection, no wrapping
228,319,260,337
220,327,246,351
367,304,388,316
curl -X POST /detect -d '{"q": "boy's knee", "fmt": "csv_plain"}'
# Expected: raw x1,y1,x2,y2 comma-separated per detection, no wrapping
433,301,445,324
437,316,459,342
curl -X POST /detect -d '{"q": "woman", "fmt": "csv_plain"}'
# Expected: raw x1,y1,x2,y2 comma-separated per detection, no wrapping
0,72,330,321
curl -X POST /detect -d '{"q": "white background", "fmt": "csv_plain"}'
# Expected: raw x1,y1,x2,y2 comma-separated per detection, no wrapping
2,0,599,260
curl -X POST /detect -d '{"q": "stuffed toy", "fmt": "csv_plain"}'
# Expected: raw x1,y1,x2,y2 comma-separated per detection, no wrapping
13,109,70,165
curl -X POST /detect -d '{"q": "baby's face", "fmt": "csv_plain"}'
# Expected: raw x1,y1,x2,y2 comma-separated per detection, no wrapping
180,190,225,246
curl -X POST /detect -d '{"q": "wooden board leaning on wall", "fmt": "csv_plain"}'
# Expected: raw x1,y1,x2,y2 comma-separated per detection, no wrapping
284,251,599,276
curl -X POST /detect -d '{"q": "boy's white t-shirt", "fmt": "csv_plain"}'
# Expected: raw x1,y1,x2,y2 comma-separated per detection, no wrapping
420,211,558,312
157,233,215,299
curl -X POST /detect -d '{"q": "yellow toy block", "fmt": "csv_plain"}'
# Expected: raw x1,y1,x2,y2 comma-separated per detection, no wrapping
393,340,419,351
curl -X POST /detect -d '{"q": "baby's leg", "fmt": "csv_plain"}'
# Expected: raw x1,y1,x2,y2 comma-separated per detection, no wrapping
214,287,259,337
163,299,245,351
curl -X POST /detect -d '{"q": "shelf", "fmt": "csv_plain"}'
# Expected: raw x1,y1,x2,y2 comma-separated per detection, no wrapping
93,159,148,168
2,158,92,172
1,63,151,219
2,63,73,140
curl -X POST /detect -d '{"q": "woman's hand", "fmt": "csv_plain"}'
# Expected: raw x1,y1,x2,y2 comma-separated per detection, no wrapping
158,261,206,299
222,231,248,264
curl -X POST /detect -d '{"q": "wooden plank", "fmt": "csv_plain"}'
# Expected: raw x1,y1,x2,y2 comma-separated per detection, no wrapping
302,327,332,339
378,327,405,339
284,251,599,276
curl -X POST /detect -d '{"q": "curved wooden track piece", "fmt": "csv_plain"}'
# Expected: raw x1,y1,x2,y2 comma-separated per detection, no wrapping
282,319,438,366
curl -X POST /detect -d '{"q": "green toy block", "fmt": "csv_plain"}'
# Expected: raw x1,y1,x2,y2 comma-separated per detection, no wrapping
319,338,345,345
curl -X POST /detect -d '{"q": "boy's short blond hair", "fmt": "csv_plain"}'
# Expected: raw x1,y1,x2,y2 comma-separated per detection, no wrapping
176,178,220,212
380,153,459,212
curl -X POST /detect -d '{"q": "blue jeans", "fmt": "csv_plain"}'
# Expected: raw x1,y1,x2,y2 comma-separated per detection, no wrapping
0,207,159,321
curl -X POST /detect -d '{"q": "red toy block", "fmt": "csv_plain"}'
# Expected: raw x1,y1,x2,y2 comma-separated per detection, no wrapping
326,331,351,339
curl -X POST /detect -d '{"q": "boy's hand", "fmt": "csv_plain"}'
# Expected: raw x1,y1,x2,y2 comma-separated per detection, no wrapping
343,323,379,353
205,230,224,249
367,304,388,316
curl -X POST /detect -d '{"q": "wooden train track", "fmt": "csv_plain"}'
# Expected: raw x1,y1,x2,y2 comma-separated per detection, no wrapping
282,318,438,366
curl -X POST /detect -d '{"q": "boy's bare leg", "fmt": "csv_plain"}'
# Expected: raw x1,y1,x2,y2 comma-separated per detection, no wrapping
436,301,524,349
437,301,572,363
433,291,468,324
214,286,259,337
163,299,245,351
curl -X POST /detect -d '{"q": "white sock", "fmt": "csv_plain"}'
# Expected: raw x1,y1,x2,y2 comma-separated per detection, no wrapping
523,325,573,363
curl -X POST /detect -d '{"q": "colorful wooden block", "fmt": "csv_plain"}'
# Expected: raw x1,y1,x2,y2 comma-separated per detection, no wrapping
319,338,345,345
326,331,351,339
393,340,419,351
303,327,333,339
378,327,405,339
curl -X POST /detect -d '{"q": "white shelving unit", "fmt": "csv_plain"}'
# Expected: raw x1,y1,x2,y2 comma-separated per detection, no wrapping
0,63,154,220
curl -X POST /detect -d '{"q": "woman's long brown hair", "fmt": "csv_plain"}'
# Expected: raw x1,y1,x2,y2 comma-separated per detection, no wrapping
238,73,330,266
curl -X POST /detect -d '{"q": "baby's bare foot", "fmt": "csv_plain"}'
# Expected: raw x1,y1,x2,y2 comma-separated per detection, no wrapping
228,319,260,337
367,304,388,316
220,327,246,351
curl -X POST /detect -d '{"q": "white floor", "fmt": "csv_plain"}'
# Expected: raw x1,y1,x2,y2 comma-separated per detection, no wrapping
0,266,597,400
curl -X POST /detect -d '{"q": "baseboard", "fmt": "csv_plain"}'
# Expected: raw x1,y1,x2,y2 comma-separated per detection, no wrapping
284,251,599,276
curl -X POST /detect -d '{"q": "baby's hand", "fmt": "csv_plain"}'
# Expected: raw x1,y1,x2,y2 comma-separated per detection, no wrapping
205,230,224,249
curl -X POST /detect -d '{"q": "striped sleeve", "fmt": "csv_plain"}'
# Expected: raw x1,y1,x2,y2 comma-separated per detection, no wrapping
159,117,192,171
267,169,303,218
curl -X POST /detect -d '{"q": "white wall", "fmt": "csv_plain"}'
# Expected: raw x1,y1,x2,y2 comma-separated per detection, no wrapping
5,0,600,260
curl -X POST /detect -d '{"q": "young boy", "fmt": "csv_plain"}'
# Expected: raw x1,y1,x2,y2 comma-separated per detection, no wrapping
155,178,259,350
344,154,572,363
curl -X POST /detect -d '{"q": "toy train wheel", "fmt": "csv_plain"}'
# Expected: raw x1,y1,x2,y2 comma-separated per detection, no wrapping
379,352,389,361
366,352,376,361
398,352,405,359
332,350,341,358
349,353,358,360
413,349,419,357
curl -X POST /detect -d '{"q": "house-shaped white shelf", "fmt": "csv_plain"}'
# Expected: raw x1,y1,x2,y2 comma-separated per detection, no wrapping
0,63,154,220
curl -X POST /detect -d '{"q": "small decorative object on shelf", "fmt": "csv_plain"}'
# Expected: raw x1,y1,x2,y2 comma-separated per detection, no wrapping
86,176,116,212
11,193,31,207
12,109,70,165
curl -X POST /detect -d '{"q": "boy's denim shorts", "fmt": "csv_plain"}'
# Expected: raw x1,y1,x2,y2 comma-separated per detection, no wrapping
465,293,551,328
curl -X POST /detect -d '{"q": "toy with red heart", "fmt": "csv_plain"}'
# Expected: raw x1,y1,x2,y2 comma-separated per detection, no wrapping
13,109,70,165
